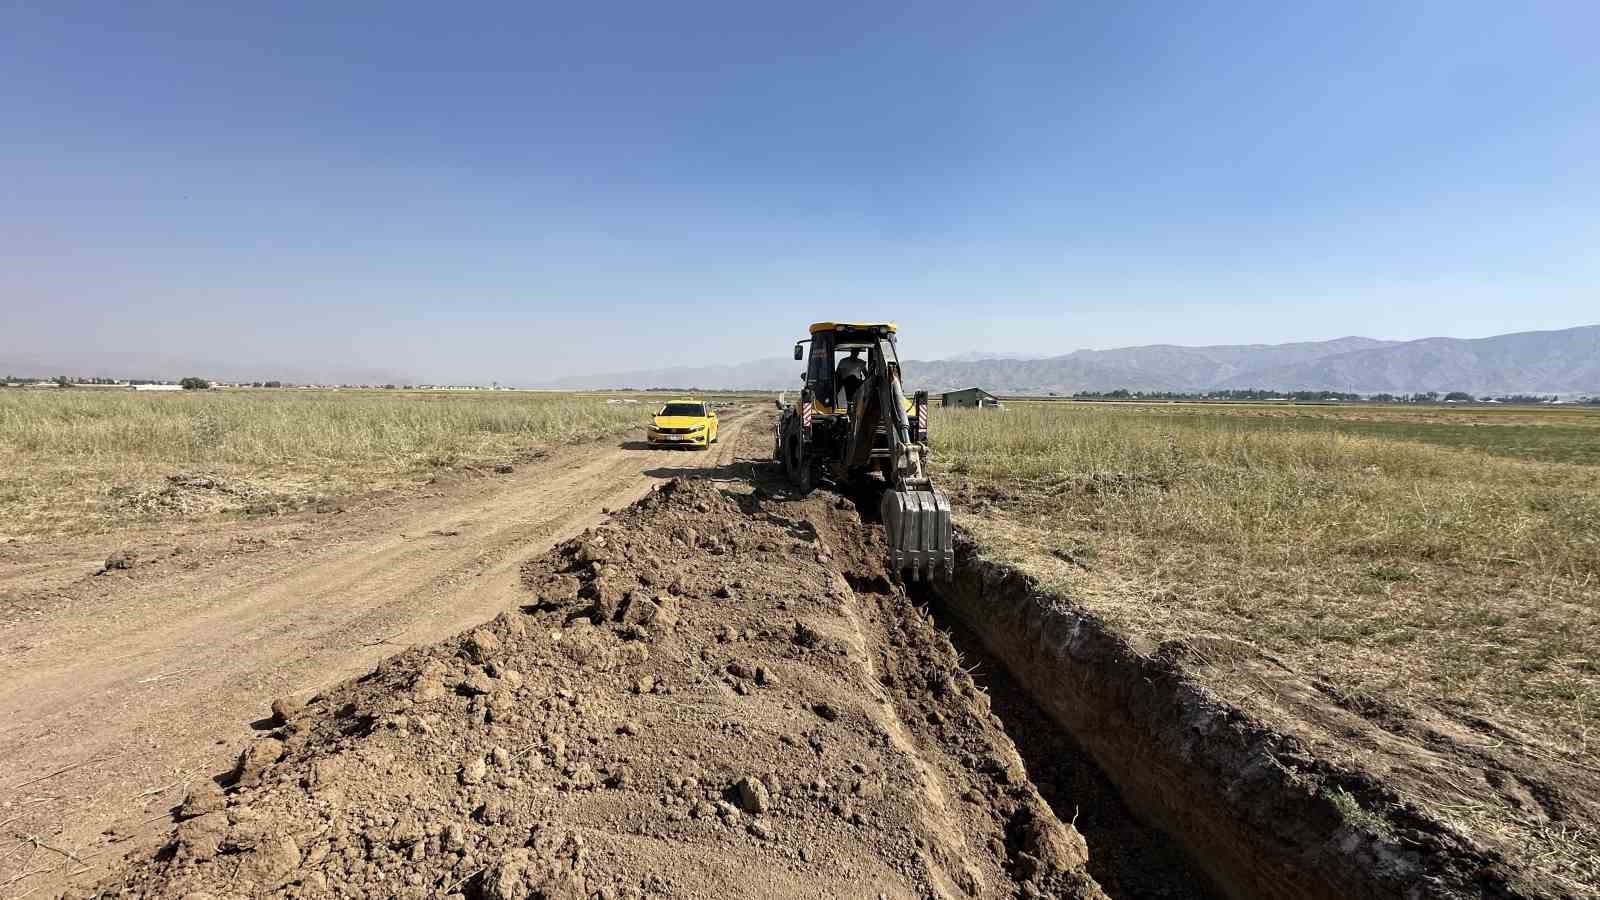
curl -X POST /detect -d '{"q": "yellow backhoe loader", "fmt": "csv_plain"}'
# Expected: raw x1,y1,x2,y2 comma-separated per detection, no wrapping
775,322,952,580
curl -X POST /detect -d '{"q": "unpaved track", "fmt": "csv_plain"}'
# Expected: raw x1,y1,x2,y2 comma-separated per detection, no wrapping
0,412,750,897
93,431,1103,900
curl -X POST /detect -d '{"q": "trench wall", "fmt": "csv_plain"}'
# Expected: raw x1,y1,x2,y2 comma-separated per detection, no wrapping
932,533,1519,900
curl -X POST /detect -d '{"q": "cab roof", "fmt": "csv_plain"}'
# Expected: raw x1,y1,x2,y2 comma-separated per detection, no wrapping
808,322,896,335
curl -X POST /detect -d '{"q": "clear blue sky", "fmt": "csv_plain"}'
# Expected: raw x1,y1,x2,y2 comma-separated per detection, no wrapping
3,1,1597,383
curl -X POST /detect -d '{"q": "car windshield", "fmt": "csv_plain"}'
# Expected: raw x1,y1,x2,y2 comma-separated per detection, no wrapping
658,403,705,417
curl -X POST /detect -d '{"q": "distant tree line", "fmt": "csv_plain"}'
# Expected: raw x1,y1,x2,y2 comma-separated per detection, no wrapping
2,375,163,386
1066,388,1585,404
0,379,443,390
1480,394,1558,404
1071,389,1363,402
238,382,418,389
0,375,209,387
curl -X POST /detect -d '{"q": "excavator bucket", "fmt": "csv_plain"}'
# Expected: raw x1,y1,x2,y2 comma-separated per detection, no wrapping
880,485,953,580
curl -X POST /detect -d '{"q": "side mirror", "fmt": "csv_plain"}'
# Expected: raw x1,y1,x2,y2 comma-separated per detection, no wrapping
793,344,804,361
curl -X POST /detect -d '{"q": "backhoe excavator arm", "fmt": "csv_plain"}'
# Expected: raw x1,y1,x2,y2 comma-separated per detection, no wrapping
844,348,919,480
843,344,951,579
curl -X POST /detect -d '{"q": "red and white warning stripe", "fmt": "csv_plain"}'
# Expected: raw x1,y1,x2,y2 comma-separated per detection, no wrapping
916,400,928,440
801,400,813,429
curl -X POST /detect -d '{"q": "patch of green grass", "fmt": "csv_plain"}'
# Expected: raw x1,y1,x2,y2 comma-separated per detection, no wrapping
1365,565,1416,582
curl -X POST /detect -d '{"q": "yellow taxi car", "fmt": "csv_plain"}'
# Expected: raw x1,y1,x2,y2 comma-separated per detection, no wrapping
647,399,718,449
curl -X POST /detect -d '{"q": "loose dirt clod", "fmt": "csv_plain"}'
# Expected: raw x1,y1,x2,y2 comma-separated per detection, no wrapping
736,775,770,813
269,695,301,725
464,627,501,663
228,738,284,787
94,477,1105,899
176,782,225,820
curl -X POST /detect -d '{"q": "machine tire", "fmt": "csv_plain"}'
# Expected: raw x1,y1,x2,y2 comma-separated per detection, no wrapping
782,424,814,495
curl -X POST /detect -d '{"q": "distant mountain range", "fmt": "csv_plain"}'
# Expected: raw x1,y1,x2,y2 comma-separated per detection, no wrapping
545,325,1600,395
0,350,418,388
10,324,1595,395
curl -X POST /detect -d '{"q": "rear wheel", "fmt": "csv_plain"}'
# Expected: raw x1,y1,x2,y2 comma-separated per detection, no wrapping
782,423,814,495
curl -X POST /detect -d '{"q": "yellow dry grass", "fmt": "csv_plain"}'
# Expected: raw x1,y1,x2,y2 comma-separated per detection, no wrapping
0,388,646,538
934,400,1600,892
934,401,1599,749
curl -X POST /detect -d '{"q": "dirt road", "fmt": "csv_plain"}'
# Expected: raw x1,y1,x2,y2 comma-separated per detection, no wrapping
92,439,1104,900
0,412,751,897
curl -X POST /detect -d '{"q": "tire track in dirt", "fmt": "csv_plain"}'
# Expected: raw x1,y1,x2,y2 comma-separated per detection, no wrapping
0,412,748,897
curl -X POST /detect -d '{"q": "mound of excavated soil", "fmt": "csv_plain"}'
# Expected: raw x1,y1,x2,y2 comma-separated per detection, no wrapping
92,478,1104,899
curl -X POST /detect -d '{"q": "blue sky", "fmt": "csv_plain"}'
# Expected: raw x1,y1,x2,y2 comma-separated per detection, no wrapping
3,1,1597,383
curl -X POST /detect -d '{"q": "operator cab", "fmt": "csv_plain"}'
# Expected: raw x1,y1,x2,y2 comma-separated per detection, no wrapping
793,322,901,414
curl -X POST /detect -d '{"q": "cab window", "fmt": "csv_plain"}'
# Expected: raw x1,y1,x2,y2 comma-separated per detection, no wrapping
806,333,835,406
660,402,705,417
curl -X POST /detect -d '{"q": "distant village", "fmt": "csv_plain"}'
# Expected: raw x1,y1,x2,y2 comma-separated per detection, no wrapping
1055,388,1600,405
0,375,505,392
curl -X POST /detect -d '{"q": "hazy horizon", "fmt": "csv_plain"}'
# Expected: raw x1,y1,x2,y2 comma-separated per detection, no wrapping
4,2,1598,384
6,321,1597,390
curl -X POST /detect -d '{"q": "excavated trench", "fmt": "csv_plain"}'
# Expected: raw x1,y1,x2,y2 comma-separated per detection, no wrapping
833,478,1507,900
901,528,1520,900
931,614,1216,900
824,488,1215,900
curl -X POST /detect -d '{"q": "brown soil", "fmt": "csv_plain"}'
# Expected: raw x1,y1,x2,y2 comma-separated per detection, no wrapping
12,405,1576,900
928,616,1217,900
929,540,1585,900
0,413,751,898
940,480,1600,898
85,469,1106,897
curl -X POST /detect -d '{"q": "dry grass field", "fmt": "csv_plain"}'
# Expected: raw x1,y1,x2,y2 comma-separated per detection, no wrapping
4,389,1595,894
0,389,647,539
935,401,1599,752
934,401,1600,887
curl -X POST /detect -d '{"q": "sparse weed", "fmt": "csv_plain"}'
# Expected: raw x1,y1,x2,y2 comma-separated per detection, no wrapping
1364,565,1416,582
